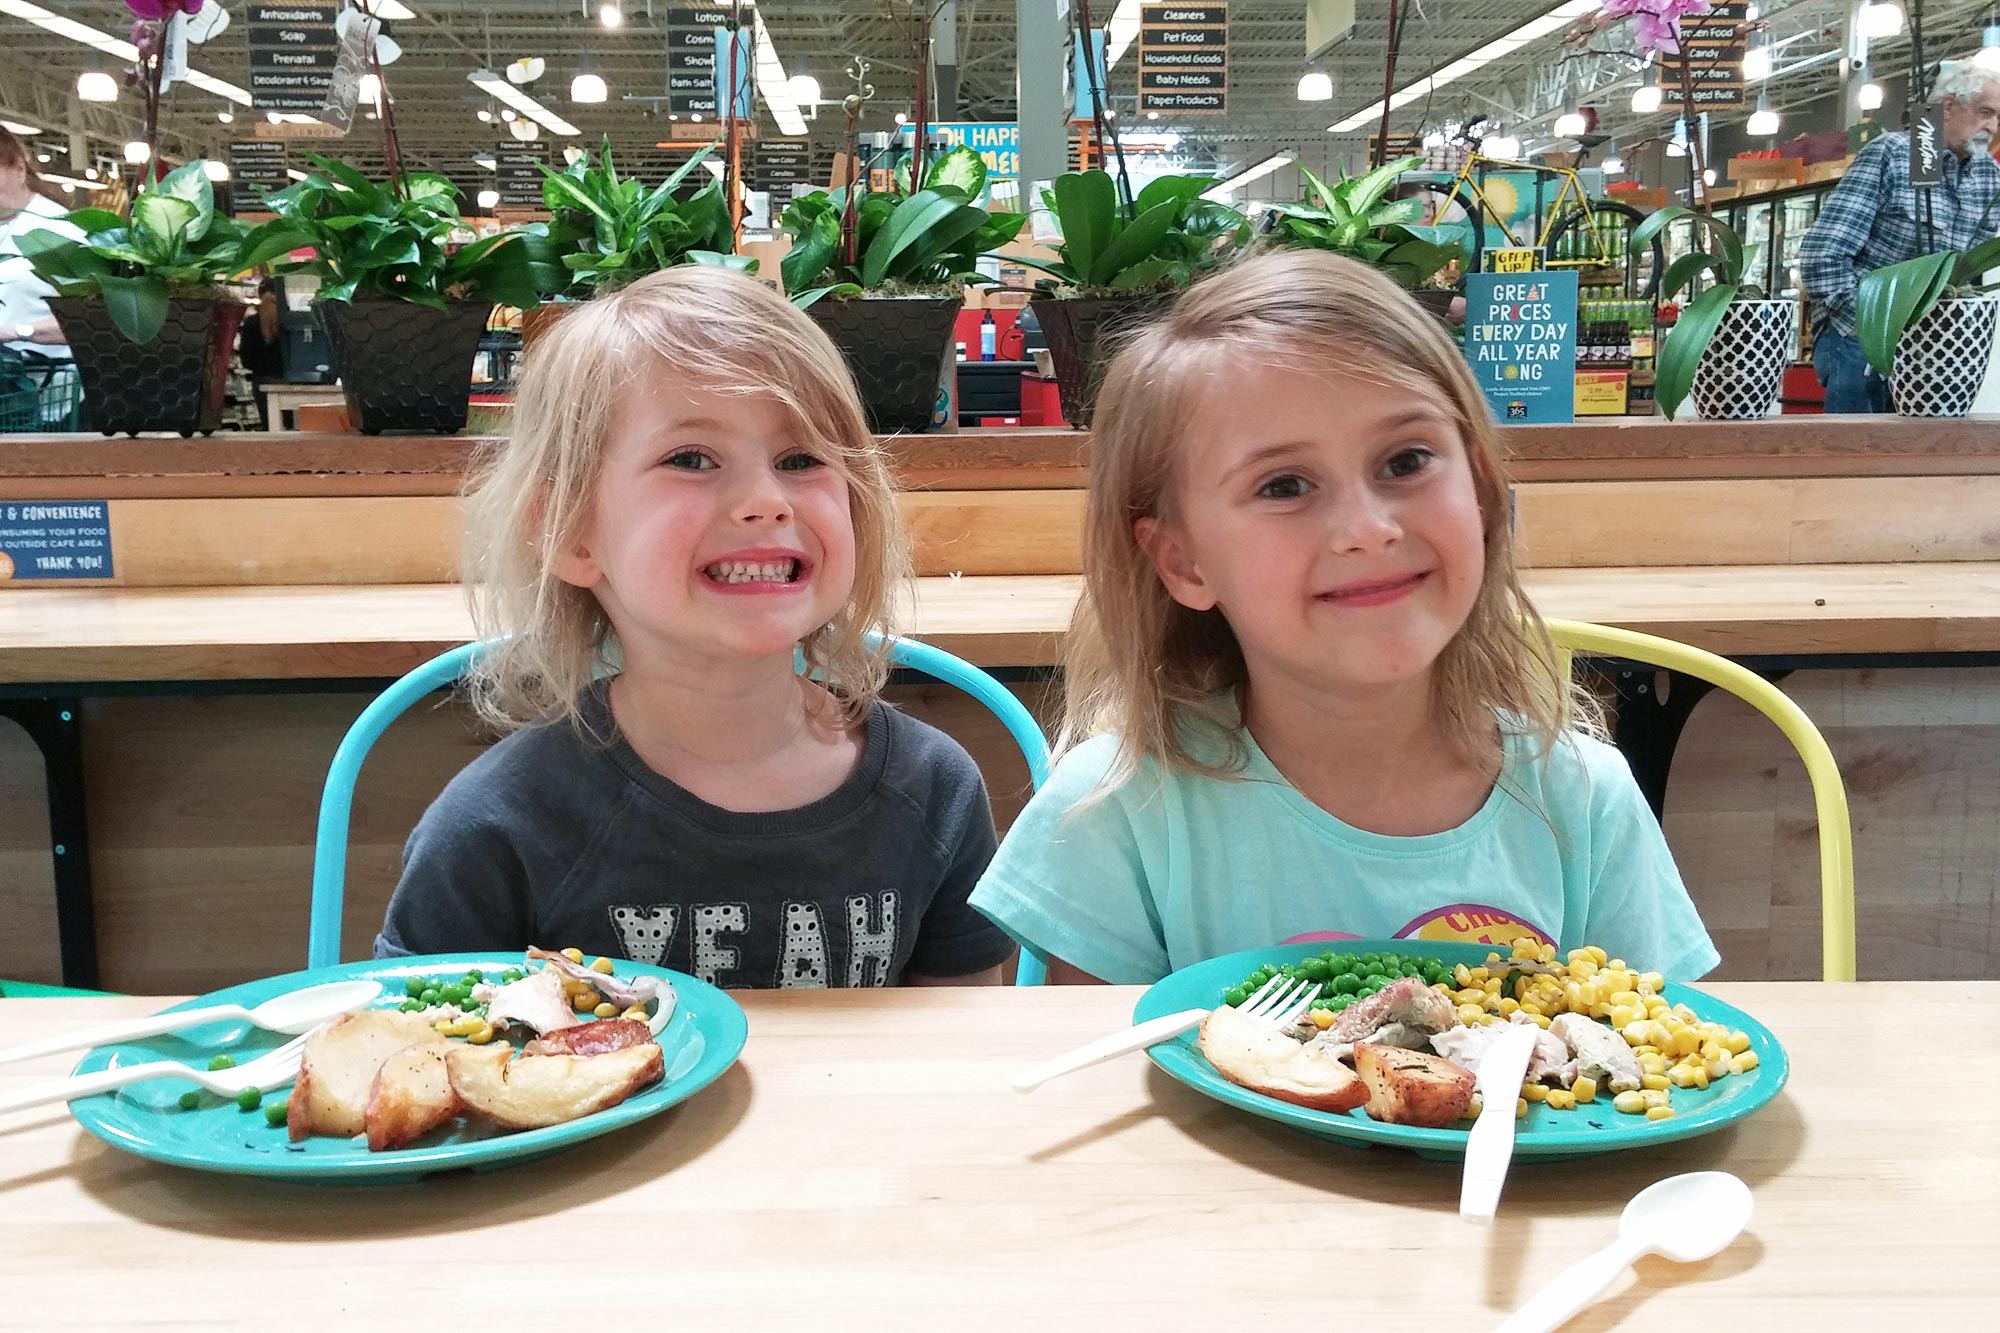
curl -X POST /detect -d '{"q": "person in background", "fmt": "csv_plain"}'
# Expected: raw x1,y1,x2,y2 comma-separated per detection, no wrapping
377,267,1014,989
0,127,77,359
236,278,284,429
970,250,1718,984
1799,58,2000,412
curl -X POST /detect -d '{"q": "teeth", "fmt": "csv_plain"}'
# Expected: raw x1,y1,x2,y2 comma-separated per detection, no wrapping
704,559,800,584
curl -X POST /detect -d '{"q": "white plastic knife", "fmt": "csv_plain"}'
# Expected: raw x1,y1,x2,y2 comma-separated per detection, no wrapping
1460,1023,1541,1222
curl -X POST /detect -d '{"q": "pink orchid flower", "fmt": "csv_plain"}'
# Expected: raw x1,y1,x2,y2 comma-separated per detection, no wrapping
125,0,205,19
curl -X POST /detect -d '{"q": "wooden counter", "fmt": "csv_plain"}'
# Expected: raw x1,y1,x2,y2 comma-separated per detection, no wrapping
2,982,1995,1327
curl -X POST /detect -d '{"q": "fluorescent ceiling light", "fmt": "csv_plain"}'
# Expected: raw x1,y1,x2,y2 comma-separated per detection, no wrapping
472,152,496,170
1202,153,1292,200
468,69,580,136
1859,81,1884,110
1106,0,1141,67
286,168,309,182
599,2,622,28
2,119,38,135
1328,1,1597,132
2,0,250,104
39,173,106,192
477,188,500,208
790,74,820,106
1602,154,1624,174
370,1,416,19
1554,111,1587,137
124,141,151,164
748,6,809,137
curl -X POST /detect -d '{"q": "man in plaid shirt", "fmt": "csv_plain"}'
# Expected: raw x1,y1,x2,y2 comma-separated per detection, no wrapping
1799,60,2000,412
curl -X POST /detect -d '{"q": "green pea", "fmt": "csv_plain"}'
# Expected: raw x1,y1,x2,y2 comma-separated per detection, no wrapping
419,987,441,1005
403,976,425,998
206,1054,235,1071
398,998,423,1013
235,1088,262,1112
1328,994,1353,1012
1334,973,1363,995
177,1090,201,1111
502,968,524,983
1301,959,1331,982
464,970,485,984
1223,986,1249,1007
1330,954,1359,973
264,1100,289,1128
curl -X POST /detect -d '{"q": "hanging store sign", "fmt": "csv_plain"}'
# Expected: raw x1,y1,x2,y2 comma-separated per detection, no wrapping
753,140,816,191
228,141,289,210
247,2,339,115
666,8,729,117
1138,2,1228,116
496,146,548,207
1911,102,1945,188
1656,1,1748,109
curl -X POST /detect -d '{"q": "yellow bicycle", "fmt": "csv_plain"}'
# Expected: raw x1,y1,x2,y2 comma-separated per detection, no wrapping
1414,149,1664,297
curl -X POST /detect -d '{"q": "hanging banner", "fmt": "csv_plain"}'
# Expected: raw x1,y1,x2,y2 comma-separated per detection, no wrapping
1070,28,1107,122
1464,270,1578,425
1138,2,1229,116
666,7,729,116
228,141,289,210
1656,1,1747,109
247,2,339,114
1911,102,1945,188
714,27,755,123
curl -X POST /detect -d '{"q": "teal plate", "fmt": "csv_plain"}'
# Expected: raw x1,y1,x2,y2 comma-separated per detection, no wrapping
1134,940,1788,1162
67,954,747,1184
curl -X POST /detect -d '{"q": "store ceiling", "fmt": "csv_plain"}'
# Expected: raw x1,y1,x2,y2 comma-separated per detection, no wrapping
1,1,1994,189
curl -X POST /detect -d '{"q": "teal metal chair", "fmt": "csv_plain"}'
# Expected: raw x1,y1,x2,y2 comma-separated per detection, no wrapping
309,634,1053,977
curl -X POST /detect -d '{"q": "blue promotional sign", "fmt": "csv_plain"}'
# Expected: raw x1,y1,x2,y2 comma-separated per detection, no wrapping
1071,29,1109,122
713,28,754,122
0,499,112,580
897,122,1019,179
1464,269,1578,424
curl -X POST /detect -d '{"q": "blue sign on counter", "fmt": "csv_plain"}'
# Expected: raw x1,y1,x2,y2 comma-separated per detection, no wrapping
0,500,112,580
1465,270,1578,424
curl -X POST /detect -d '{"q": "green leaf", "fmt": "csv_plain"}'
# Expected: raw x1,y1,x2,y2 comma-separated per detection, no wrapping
131,192,199,257
1856,251,1957,376
688,249,757,271
96,272,170,343
1630,204,1696,255
925,145,987,199
860,190,972,287
1050,171,1117,288
1655,283,1739,419
302,155,386,210
1366,197,1425,228
235,223,315,274
1107,255,1176,290
783,206,842,292
152,161,217,243
538,166,618,229
789,282,864,310
1092,199,1182,287
1955,236,2000,285
1659,252,1728,303
1332,154,1424,220
1133,174,1213,215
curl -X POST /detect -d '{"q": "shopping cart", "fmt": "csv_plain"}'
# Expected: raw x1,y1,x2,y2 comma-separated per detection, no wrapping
0,350,83,432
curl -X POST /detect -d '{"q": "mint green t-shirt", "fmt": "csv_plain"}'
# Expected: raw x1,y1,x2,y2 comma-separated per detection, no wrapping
970,719,1719,985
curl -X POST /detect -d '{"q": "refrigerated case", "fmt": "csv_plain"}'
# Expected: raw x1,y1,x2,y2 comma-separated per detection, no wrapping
1657,177,1840,366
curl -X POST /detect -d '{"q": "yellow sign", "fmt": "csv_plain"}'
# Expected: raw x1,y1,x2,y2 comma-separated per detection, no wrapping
1487,247,1540,273
1575,370,1630,416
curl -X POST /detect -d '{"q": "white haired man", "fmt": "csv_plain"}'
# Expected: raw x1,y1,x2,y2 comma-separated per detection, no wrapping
1799,60,2000,412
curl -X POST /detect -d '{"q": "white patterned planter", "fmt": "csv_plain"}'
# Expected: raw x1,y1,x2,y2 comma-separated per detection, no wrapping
1690,299,1797,419
1889,296,2000,418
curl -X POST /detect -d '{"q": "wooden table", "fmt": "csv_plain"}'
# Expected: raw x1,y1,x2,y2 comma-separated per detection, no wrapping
1,983,1992,1327
254,384,344,433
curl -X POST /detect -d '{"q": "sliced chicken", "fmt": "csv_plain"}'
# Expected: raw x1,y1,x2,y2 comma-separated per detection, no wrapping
1551,1013,1643,1093
1428,1015,1578,1087
526,947,664,1011
482,968,582,1037
1329,977,1459,1043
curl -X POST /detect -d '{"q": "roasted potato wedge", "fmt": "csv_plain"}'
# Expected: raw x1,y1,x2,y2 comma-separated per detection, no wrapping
445,1039,664,1130
523,1018,654,1058
1354,1043,1476,1128
365,1039,460,1152
288,1009,439,1142
1197,1002,1366,1113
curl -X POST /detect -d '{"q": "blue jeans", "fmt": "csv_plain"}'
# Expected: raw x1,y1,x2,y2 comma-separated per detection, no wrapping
1813,328,1889,414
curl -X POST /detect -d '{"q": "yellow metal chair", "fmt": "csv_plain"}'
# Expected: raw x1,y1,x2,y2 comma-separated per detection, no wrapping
1547,619,1856,982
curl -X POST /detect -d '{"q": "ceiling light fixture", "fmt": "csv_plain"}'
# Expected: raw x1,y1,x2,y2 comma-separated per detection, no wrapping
1483,132,1521,159
599,2,622,28
203,160,230,181
1554,110,1587,137
1747,94,1780,135
123,141,151,164
39,172,106,192
1631,84,1664,113
1857,2,1904,38
1,119,39,135
1297,71,1333,102
468,69,581,136
1859,81,1885,110
1602,154,1624,174
1329,1,1598,132
571,72,608,103
1202,153,1292,200
77,70,118,102
4,0,250,104
477,188,500,208
217,110,234,123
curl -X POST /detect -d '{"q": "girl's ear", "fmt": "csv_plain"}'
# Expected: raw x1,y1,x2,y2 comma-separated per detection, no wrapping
1134,515,1217,612
550,538,602,590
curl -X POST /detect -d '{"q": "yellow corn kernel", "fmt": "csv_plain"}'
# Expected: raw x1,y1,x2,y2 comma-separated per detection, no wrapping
1706,1054,1732,1080
1670,1028,1702,1059
1700,1040,1728,1064
1612,1090,1648,1115
1310,1008,1336,1030
1691,1065,1710,1090
1638,971,1665,992
1606,1004,1641,1031
590,956,616,975
561,947,585,963
1484,977,1504,995
1563,982,1585,1012
1547,1089,1577,1111
1667,1066,1698,1089
1642,1089,1671,1110
1538,943,1557,963
1522,1083,1549,1103
1465,1093,1484,1120
466,1023,495,1045
571,992,597,1013
1516,1097,1530,1119
1724,1030,1752,1056
1730,1052,1760,1075
1573,1076,1599,1103
1512,937,1541,959
1569,957,1600,981
1454,963,1474,988
1646,1105,1676,1121
592,1001,618,1019
620,1004,648,1021
1456,987,1485,1005
1608,989,1641,1009
1638,1052,1669,1075
1457,1004,1486,1026
1646,999,1673,1021
1526,1012,1552,1029
1620,1021,1653,1047
433,1020,454,1036
1607,958,1628,972
1642,1073,1672,1092
1672,1003,1699,1024
1565,947,1591,965
1493,997,1518,1016
1585,945,1607,965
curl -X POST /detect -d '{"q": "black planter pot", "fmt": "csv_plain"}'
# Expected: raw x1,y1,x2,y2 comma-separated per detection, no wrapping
315,298,491,435
1031,293,1175,429
807,296,960,433
47,296,244,437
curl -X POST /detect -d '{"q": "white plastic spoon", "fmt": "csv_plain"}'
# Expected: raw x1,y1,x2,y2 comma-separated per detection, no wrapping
1495,1171,1754,1333
0,980,381,1068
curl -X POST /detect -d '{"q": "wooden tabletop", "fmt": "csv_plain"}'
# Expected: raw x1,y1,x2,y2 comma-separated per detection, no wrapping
1,563,1996,684
1,983,1992,1326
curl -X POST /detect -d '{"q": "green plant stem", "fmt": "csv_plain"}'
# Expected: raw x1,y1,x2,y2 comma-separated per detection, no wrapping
137,22,167,210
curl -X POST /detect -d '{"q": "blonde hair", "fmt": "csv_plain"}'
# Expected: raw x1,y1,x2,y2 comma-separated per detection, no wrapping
462,266,907,734
1065,247,1597,781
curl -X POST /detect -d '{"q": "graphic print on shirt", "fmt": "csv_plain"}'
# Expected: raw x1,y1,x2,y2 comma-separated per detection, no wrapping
778,900,832,988
610,904,681,965
1282,904,1553,951
693,902,749,985
847,891,899,987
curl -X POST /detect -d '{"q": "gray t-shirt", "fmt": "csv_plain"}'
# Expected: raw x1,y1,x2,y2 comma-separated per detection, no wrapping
374,686,1014,987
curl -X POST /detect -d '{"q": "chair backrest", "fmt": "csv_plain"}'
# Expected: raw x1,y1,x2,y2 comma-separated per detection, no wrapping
308,634,1054,973
1546,619,1856,982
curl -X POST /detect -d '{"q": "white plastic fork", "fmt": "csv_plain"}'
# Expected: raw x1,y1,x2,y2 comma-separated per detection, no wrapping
0,1031,309,1116
1012,973,1324,1092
